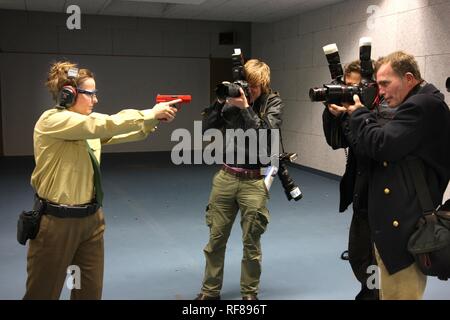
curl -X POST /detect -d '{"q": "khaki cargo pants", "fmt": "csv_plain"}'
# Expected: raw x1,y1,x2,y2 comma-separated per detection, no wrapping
200,169,270,296
23,209,105,300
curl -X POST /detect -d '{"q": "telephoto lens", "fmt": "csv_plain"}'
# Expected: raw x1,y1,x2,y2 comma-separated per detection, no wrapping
278,162,303,201
309,87,328,102
309,84,360,105
277,153,302,202
215,82,242,100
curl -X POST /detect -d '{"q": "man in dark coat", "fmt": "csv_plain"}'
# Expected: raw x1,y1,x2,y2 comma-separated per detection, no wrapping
346,51,450,299
322,60,382,300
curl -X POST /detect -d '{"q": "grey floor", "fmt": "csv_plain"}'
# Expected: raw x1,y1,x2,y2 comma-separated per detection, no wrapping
0,153,448,300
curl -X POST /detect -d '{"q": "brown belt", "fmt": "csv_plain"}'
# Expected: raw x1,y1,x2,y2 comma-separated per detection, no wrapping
221,165,262,179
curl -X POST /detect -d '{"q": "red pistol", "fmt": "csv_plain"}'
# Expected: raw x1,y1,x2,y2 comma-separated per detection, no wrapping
156,94,192,104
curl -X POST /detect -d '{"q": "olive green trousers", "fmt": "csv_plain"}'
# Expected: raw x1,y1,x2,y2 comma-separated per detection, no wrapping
200,169,270,296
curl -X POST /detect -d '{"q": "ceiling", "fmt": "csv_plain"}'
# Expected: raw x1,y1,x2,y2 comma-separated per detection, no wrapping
0,0,344,23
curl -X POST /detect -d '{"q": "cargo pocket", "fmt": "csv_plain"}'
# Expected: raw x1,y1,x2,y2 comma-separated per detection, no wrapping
205,202,230,229
205,204,214,228
250,208,270,236
204,203,227,250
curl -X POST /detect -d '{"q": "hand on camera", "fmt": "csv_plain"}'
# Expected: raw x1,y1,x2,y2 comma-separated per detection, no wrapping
327,103,347,117
346,95,364,115
152,99,180,122
226,88,249,109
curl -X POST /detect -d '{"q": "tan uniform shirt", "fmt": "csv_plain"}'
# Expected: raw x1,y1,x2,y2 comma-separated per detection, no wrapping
31,108,159,205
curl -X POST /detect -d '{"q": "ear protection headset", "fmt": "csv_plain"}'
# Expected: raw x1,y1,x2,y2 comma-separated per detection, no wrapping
57,67,79,109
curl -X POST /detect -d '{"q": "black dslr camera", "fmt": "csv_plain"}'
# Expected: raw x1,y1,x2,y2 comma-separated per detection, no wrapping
309,37,378,109
277,153,303,201
265,153,303,202
215,48,250,100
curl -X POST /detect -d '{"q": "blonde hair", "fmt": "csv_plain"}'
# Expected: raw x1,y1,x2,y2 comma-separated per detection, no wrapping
46,61,94,101
244,59,271,94
375,51,422,81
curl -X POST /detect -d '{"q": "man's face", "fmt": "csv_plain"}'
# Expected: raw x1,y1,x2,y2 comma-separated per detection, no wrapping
344,71,361,86
376,63,414,108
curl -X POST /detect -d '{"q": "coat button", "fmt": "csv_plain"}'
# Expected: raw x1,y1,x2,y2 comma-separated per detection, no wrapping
393,220,399,227
384,188,390,195
383,161,388,167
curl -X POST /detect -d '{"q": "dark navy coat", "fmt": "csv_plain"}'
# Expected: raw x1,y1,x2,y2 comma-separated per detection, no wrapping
350,82,450,274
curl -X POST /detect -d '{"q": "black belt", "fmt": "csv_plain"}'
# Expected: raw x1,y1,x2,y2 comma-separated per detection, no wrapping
35,196,100,218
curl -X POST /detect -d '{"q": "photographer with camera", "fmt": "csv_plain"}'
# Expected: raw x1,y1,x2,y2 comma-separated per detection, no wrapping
22,61,179,299
346,51,450,299
322,60,382,300
195,56,283,300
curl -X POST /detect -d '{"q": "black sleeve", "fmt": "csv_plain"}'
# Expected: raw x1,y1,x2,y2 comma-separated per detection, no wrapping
349,102,424,161
322,106,349,149
202,100,225,133
442,199,450,211
240,94,284,130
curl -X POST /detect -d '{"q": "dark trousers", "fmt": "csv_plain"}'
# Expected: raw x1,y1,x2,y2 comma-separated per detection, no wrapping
348,208,379,300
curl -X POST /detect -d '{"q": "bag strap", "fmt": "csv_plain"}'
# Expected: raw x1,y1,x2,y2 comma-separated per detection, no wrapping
405,157,436,215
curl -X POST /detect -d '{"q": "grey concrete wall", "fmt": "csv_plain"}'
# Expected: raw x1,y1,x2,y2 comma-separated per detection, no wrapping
0,9,251,156
0,53,210,155
251,0,450,179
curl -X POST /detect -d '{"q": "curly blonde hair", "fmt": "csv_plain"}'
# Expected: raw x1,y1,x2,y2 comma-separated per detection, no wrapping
46,61,94,101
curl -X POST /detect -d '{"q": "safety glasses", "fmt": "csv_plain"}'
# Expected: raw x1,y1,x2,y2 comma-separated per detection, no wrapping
77,88,98,99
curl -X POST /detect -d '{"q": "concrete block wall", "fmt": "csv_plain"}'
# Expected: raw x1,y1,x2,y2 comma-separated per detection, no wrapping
0,10,251,58
0,9,251,156
251,0,450,178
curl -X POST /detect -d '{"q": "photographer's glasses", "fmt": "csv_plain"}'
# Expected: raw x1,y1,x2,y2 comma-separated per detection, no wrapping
77,88,98,100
